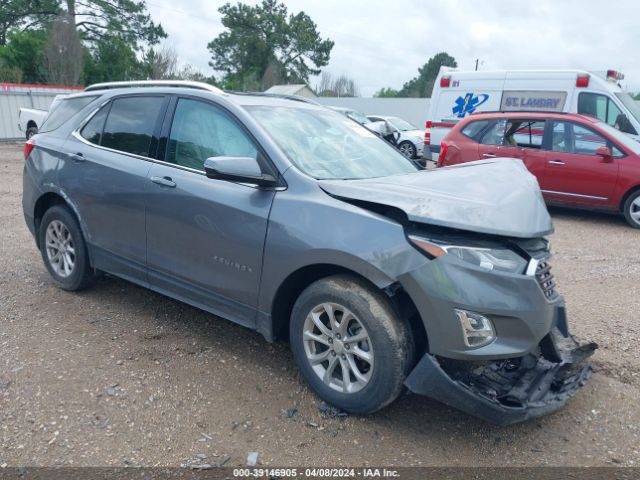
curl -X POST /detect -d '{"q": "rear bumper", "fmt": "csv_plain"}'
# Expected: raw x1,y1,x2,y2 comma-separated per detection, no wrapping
405,327,596,425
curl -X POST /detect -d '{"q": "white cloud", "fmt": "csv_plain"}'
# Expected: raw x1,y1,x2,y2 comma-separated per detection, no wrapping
146,0,640,96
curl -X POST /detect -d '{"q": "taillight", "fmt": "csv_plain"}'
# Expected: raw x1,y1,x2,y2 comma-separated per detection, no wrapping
424,120,432,145
24,139,35,160
437,142,448,167
576,74,590,87
440,76,451,88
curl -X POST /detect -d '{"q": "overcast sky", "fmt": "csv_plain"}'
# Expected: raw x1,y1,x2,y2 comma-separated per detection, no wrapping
145,0,640,97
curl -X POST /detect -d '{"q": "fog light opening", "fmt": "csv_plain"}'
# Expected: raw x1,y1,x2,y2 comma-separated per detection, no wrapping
455,309,496,348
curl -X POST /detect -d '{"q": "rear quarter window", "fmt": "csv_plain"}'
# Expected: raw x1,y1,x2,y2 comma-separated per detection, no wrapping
39,96,98,133
461,120,490,140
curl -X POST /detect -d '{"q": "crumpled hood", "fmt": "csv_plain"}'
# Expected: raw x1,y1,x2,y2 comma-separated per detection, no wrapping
319,159,553,238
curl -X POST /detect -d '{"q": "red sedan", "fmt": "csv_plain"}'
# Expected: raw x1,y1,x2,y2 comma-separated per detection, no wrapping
437,111,640,228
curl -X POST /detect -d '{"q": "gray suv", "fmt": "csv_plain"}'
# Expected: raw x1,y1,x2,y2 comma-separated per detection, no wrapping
22,81,596,424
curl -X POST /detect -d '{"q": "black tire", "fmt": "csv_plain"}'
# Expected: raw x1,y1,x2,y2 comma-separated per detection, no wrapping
398,141,417,159
26,126,37,139
290,274,414,414
39,205,93,291
623,190,640,229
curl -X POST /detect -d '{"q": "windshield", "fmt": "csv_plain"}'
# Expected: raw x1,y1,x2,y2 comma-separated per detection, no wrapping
598,120,640,154
247,106,418,180
387,117,418,131
615,92,640,125
345,110,370,125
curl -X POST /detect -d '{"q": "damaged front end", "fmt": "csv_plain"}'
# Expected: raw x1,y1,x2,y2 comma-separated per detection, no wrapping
405,327,597,425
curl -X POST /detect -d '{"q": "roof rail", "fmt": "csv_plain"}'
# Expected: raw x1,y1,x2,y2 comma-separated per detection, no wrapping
471,110,570,115
84,80,224,94
228,91,320,105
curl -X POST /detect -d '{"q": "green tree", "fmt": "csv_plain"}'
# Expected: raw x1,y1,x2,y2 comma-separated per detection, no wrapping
207,0,334,91
0,29,48,83
0,0,59,46
0,65,23,82
2,0,165,50
374,87,400,98
83,35,142,84
398,52,457,97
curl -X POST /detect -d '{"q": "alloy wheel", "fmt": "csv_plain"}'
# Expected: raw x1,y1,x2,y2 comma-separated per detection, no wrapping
302,302,374,393
399,142,415,158
45,219,75,278
631,197,640,226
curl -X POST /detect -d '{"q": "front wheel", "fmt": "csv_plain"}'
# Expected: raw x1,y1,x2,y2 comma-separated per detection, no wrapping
398,141,417,159
290,275,414,414
623,190,640,229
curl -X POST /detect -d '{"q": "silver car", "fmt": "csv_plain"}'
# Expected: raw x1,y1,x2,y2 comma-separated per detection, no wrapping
367,115,425,159
22,81,595,424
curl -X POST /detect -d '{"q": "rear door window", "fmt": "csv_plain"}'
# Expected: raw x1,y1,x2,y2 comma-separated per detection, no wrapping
101,96,165,157
506,120,545,148
39,95,98,133
479,118,544,148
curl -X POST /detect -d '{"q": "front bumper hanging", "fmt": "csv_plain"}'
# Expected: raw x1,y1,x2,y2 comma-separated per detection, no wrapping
405,328,597,425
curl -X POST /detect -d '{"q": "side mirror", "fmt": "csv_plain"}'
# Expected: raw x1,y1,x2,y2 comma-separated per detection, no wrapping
595,146,613,163
204,156,277,187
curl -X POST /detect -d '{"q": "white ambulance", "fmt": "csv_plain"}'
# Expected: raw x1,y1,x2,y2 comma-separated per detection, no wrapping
424,67,640,160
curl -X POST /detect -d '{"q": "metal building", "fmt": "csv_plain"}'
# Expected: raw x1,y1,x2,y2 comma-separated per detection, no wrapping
0,83,84,141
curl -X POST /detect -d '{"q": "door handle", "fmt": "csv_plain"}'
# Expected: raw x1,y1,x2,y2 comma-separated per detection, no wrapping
151,176,176,188
548,160,565,166
482,153,496,158
70,152,85,163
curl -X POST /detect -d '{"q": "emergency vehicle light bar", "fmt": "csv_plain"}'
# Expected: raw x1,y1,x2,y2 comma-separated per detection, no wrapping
606,70,624,81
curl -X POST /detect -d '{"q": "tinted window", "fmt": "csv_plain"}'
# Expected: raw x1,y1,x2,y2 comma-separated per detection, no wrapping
101,96,164,157
167,98,257,171
578,92,607,121
80,105,108,145
461,120,489,140
39,95,98,133
577,92,634,133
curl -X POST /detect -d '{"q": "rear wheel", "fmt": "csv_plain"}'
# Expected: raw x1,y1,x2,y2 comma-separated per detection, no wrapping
623,190,640,229
290,275,413,414
39,205,93,290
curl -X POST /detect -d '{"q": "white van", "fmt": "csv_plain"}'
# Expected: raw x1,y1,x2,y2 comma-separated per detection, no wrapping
424,67,640,160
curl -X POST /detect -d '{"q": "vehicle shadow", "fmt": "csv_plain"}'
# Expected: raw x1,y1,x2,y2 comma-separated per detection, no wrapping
547,205,629,228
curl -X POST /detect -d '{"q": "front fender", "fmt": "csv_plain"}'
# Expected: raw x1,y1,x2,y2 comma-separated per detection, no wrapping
257,181,428,314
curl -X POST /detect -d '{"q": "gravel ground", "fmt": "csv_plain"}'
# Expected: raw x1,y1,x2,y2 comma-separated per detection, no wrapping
1,143,639,468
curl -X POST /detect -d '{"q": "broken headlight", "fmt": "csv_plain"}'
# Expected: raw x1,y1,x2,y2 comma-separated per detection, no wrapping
408,236,527,274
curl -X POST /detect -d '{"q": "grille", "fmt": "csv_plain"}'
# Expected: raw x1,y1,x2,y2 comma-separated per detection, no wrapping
535,260,557,299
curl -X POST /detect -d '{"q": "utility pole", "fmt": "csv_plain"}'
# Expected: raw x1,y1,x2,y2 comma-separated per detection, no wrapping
475,58,479,71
